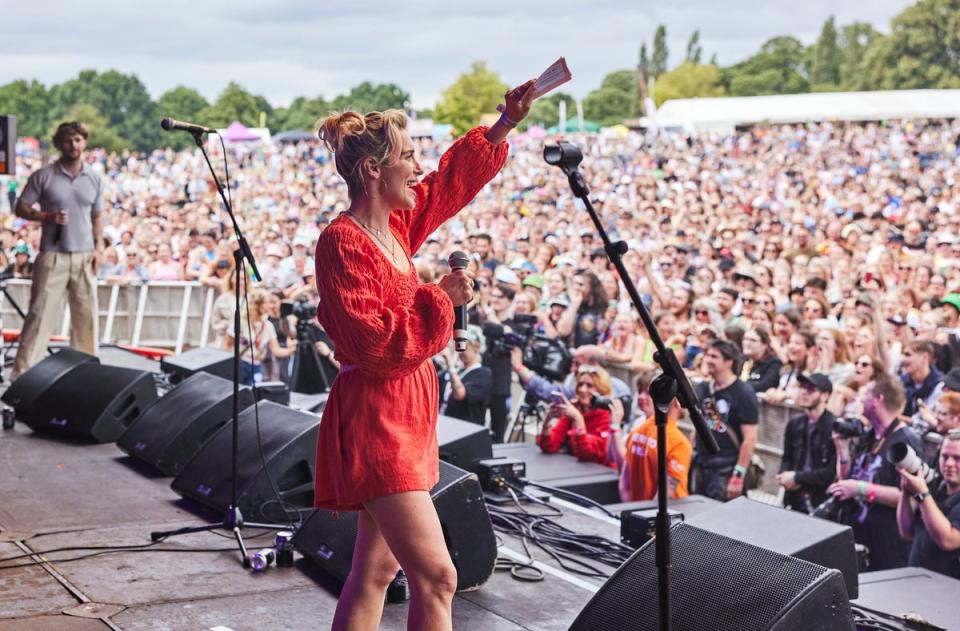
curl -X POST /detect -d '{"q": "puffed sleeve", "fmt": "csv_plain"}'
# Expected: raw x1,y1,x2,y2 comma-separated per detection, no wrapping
315,226,453,380
400,126,509,252
537,415,571,454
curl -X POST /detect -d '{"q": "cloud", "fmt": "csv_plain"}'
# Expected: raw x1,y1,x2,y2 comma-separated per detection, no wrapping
0,1,914,109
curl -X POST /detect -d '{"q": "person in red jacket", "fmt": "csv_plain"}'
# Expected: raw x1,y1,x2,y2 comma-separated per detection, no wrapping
538,365,624,467
312,80,535,631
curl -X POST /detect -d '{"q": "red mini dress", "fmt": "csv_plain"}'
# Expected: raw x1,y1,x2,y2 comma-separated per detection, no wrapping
313,127,508,511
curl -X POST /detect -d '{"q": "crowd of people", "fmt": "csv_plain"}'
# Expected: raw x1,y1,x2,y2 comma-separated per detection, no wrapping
4,116,960,579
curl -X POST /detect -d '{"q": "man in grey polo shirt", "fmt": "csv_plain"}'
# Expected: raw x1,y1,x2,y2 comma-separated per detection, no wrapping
12,121,103,378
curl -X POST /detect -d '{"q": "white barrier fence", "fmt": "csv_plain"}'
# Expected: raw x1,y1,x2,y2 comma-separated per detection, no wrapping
0,279,219,353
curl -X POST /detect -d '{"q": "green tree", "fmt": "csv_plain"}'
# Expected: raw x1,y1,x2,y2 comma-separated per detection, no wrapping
0,79,51,139
810,17,841,89
838,22,880,89
652,62,725,106
582,70,639,126
523,92,576,130
197,82,271,128
48,70,159,152
434,62,508,136
156,86,210,149
856,0,960,90
273,96,330,133
685,30,703,64
50,103,129,153
723,36,810,95
331,82,410,113
652,25,669,77
638,42,651,81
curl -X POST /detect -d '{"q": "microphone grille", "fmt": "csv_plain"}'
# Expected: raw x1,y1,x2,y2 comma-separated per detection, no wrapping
448,250,470,270
160,117,174,131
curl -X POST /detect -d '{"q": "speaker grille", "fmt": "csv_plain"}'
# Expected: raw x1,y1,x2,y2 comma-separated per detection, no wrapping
572,523,847,631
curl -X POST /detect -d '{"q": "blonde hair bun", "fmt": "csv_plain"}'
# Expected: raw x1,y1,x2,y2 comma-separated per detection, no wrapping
316,111,367,154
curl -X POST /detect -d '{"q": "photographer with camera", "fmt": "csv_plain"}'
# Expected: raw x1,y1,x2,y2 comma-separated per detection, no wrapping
776,373,837,513
537,365,624,466
437,326,492,427
511,343,632,419
896,429,960,579
827,370,925,570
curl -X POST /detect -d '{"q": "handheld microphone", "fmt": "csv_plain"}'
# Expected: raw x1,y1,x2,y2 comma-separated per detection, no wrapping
448,251,470,352
160,117,214,135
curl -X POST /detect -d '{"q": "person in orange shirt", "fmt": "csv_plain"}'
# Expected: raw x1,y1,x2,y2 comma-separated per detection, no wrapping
619,371,693,501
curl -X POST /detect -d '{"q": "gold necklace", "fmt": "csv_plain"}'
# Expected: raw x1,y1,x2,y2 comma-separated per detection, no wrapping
349,213,399,264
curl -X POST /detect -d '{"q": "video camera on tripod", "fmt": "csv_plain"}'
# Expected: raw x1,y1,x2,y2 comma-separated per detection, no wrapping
280,296,334,394
482,315,571,382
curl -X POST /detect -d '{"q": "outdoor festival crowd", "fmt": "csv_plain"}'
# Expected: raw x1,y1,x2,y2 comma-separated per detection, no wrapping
4,116,960,577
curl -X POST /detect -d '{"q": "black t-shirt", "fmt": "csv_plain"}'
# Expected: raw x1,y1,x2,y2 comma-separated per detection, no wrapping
573,306,605,348
440,365,493,426
745,355,783,393
847,423,924,571
694,378,760,458
908,482,960,579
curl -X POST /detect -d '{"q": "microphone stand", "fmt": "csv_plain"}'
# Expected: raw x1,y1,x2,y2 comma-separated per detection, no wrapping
545,142,719,631
150,129,286,567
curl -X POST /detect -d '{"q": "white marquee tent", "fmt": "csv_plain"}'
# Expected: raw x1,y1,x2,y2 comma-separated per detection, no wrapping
647,89,960,134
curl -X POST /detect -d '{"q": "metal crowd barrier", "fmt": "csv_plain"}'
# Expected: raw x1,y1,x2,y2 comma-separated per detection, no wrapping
0,279,220,354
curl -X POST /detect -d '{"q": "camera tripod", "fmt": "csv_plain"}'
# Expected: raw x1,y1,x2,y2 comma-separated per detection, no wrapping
289,318,331,395
506,390,548,443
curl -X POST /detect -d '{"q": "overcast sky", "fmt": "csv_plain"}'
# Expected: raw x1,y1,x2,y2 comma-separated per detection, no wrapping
2,1,915,110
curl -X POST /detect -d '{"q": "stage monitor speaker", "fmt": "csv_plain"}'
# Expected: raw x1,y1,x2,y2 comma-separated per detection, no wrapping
570,522,853,631
117,372,256,476
853,567,960,630
1,348,99,413
160,347,234,384
15,363,158,443
437,415,492,470
688,497,859,598
293,460,497,592
171,401,320,522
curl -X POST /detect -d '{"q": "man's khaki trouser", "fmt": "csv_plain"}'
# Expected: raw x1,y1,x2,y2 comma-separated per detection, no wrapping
12,251,98,379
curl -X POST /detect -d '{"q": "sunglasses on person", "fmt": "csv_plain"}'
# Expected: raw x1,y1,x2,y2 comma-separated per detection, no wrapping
577,365,600,374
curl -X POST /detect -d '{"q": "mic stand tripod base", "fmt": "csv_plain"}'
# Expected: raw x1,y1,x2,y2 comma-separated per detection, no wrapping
149,505,288,567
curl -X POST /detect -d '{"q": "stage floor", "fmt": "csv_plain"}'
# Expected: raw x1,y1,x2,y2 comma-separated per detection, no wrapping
0,352,620,630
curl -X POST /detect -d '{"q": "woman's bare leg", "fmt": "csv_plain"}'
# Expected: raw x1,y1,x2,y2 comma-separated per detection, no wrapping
331,509,401,631
364,491,458,631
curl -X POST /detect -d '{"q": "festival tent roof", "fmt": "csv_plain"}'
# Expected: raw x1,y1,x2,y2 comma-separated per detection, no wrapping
650,89,960,134
222,121,262,142
273,129,315,142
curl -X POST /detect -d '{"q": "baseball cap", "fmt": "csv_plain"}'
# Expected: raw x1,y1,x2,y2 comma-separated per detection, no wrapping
943,367,960,391
494,268,519,285
522,274,544,290
855,292,875,309
941,293,960,313
266,243,285,258
549,294,571,308
797,373,833,394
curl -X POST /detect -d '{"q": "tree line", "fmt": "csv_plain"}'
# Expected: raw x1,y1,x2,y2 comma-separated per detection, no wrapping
1,0,958,152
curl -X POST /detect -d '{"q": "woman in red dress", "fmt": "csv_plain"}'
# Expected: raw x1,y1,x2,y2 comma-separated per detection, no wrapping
313,80,534,630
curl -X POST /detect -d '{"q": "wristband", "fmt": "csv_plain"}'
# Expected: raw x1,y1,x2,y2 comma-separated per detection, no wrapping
858,481,867,500
498,112,519,128
732,464,746,478
866,484,877,505
913,491,929,504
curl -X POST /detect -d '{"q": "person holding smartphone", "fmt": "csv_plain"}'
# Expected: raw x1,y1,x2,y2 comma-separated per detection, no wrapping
537,365,623,466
